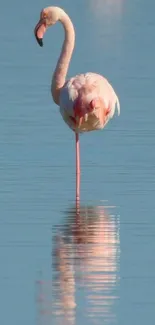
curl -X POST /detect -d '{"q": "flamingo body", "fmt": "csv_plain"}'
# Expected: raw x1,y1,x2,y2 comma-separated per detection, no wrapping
59,72,120,133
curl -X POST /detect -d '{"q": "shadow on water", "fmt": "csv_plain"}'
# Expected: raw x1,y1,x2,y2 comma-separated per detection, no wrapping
36,202,120,325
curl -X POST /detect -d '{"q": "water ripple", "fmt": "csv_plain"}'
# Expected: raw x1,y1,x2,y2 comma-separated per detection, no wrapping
36,203,120,325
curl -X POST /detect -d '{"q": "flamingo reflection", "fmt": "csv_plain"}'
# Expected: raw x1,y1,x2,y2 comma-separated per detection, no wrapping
36,201,120,325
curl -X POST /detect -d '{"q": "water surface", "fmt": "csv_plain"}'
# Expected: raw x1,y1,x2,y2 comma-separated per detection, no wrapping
0,0,155,324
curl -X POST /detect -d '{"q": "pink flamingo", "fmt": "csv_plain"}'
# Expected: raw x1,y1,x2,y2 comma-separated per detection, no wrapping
34,6,120,203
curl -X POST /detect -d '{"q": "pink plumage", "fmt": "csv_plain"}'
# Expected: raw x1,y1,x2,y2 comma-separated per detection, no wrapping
34,6,120,203
59,72,120,132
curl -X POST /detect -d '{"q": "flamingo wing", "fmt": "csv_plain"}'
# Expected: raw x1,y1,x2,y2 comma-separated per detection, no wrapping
59,73,120,131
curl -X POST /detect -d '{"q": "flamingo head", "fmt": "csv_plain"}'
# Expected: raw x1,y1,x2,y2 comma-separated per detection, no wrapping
34,7,61,47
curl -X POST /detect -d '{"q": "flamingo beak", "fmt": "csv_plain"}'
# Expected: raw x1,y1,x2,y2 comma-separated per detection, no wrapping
34,19,47,47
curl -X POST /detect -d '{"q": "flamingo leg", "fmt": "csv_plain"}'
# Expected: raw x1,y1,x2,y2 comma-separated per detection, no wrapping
75,132,80,205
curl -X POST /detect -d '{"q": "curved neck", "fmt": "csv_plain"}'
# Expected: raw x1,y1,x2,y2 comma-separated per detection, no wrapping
51,11,75,105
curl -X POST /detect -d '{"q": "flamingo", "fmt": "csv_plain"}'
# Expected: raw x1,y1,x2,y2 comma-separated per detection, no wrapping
34,6,120,203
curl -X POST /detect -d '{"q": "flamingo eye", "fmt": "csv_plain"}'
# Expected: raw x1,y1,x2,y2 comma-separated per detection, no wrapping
41,10,47,19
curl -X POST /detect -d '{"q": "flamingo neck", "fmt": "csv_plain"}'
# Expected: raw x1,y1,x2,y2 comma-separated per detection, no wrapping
51,11,75,105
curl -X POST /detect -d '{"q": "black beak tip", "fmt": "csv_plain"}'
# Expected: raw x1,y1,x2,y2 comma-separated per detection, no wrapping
37,37,43,47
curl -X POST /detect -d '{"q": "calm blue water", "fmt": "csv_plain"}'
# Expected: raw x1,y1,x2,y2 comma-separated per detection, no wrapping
0,0,155,324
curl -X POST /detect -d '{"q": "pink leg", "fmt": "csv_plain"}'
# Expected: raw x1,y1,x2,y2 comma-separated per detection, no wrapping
75,133,80,205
